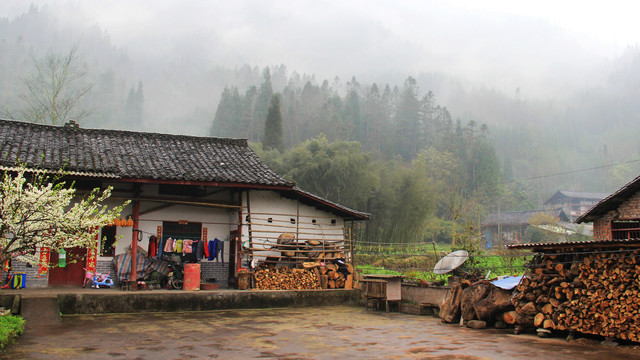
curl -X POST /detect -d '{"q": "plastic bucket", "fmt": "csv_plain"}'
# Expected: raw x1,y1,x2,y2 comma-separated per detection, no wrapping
183,263,200,291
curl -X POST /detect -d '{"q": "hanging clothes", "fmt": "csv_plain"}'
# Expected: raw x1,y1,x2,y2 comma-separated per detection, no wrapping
183,240,194,254
208,239,217,261
157,237,164,258
147,236,158,257
203,239,210,259
216,240,224,264
196,240,204,260
175,239,183,253
163,237,175,253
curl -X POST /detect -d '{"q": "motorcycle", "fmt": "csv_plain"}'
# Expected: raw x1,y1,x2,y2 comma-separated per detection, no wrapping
83,268,114,288
166,261,184,290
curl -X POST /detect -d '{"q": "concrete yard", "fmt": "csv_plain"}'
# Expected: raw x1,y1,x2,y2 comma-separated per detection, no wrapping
4,305,640,360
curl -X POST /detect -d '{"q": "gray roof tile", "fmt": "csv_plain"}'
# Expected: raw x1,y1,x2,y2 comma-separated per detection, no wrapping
0,119,293,186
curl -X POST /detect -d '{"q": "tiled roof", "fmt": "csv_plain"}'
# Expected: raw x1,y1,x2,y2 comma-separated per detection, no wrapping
483,208,569,226
543,190,608,205
0,119,293,186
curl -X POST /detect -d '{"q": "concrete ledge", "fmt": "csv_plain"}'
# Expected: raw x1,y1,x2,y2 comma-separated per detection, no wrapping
58,289,361,314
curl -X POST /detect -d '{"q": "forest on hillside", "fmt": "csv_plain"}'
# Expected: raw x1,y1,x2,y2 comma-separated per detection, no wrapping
2,5,640,245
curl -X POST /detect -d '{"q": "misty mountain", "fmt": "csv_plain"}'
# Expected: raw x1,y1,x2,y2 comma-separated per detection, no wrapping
1,4,640,210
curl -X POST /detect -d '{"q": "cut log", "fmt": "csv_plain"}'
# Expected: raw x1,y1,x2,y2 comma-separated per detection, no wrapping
543,319,556,330
474,298,497,321
467,320,487,329
344,274,353,289
534,313,545,327
460,287,477,321
520,302,537,316
320,275,328,289
439,285,463,323
503,311,518,325
491,287,514,310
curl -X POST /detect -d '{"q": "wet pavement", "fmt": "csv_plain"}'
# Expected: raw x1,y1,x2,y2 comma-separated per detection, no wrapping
3,305,640,360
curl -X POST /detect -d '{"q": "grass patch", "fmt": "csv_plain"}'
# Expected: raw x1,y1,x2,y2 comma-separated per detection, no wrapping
0,314,25,351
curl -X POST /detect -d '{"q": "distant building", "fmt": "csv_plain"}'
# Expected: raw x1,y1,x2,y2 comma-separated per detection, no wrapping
543,191,608,222
482,208,569,247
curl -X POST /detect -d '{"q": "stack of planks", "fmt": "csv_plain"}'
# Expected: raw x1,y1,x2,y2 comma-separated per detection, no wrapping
510,249,640,341
439,278,514,328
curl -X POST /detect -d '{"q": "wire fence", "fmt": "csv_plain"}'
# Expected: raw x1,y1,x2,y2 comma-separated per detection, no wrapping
354,241,640,281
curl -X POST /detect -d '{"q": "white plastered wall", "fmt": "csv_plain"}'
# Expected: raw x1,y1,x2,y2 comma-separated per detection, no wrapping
241,190,347,266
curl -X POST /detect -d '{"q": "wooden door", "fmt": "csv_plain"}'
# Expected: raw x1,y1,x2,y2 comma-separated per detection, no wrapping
48,247,87,286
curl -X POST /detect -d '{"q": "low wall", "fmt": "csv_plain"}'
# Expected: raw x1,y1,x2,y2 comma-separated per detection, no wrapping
401,284,451,306
57,289,361,314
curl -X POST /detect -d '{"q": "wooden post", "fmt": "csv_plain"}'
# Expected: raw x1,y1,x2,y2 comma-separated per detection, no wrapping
245,191,253,268
129,198,140,286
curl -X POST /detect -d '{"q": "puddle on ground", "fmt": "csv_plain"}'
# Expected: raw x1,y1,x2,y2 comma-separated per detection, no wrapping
3,306,640,360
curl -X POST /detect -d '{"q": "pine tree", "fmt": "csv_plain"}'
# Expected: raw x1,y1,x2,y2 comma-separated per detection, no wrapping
263,94,284,152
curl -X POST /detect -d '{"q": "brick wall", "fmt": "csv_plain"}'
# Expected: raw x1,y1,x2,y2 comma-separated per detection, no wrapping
1,261,48,288
593,192,640,240
201,261,229,287
616,192,640,219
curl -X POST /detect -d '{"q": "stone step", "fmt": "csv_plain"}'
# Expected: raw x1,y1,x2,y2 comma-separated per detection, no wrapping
20,296,60,329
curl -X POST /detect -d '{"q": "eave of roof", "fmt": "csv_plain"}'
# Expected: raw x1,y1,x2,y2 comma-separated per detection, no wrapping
576,174,640,223
543,190,608,205
483,208,568,226
507,238,640,251
284,187,370,220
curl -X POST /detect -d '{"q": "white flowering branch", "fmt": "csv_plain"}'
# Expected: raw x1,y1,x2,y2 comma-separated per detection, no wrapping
0,167,129,265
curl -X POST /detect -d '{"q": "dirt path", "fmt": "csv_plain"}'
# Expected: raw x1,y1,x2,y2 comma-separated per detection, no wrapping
3,306,640,359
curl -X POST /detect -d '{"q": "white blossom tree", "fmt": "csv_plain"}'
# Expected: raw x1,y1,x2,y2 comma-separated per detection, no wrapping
0,167,129,265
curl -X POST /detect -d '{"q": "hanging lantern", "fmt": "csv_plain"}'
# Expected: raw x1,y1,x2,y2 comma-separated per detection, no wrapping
117,218,125,227
126,217,134,227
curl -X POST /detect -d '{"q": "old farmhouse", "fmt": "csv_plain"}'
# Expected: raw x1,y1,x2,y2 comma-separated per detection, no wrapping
0,119,369,289
543,190,608,222
482,208,569,247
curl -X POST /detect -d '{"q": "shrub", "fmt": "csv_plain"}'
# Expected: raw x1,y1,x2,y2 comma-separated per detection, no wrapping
0,314,25,350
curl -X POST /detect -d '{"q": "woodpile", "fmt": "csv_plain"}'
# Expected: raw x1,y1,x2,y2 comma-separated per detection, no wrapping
439,278,515,327
254,266,320,290
276,233,345,261
253,262,354,290
512,249,640,342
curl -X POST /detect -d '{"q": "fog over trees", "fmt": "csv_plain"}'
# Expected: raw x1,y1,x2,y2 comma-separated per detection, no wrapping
1,2,640,244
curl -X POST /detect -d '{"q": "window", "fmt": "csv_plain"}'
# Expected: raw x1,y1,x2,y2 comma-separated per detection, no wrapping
331,219,337,225
162,221,202,239
611,219,640,240
100,225,117,257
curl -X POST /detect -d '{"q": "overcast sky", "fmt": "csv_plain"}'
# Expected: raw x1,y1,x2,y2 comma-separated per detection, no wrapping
1,1,638,97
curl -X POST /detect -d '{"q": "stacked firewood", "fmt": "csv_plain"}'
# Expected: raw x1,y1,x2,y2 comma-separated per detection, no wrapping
253,262,354,290
254,266,320,290
511,249,640,342
439,279,515,328
276,233,344,261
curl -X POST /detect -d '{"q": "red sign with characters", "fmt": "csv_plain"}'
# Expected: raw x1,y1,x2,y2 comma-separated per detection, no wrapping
38,247,50,277
85,229,99,273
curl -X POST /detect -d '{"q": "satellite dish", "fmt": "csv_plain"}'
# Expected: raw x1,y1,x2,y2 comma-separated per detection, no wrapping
433,250,469,274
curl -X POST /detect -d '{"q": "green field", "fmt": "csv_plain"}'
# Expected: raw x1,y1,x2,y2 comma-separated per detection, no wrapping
354,242,530,283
